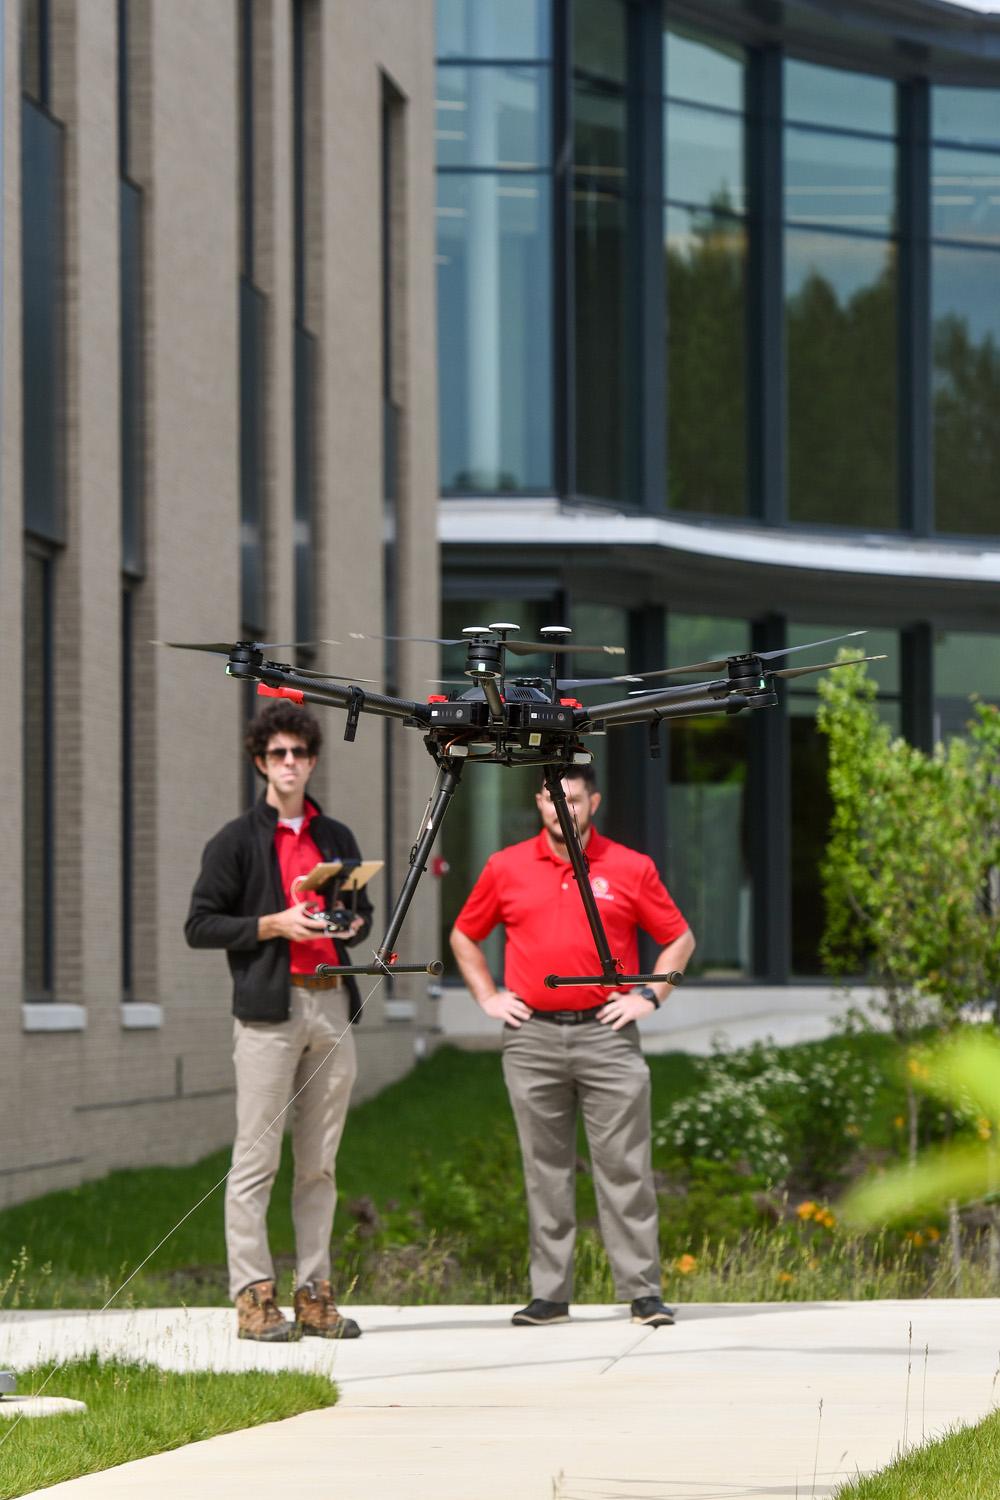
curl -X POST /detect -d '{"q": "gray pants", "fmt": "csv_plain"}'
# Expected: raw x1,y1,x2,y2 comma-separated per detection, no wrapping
225,988,357,1301
501,1016,661,1303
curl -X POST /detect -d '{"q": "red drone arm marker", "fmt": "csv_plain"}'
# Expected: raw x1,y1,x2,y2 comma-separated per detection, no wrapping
257,684,305,704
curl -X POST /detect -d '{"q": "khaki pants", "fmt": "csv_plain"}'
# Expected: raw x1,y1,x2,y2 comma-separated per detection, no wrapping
501,1017,660,1303
225,988,357,1301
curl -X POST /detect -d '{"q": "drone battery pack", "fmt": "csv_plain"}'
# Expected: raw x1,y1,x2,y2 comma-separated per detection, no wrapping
427,702,487,728
522,704,576,730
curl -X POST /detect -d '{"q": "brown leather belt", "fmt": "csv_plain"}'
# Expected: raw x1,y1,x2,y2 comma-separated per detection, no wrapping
290,974,342,991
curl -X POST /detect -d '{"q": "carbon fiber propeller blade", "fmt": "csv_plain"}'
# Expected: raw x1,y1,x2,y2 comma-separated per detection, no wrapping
353,631,624,657
617,629,869,683
157,637,342,654
772,653,886,681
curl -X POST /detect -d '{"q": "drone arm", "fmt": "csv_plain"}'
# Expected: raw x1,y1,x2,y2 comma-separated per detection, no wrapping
253,665,428,726
579,688,756,729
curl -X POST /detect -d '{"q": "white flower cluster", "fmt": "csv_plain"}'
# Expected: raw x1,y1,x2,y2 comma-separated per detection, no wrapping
652,1041,879,1185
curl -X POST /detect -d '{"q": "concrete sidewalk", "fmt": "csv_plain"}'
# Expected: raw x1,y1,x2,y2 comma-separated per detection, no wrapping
5,1299,999,1499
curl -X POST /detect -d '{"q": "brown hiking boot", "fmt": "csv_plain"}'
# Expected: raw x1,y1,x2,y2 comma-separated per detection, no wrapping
294,1279,361,1339
235,1279,298,1342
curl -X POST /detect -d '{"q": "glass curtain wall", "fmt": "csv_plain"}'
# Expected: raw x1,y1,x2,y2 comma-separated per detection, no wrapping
784,60,898,528
663,26,748,517
787,625,899,974
573,0,633,504
436,0,554,492
664,613,751,977
931,87,1000,536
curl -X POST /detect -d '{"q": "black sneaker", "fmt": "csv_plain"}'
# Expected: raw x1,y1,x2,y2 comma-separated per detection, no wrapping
630,1296,675,1327
511,1298,570,1326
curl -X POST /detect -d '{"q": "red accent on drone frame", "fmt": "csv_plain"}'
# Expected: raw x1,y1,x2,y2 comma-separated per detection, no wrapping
257,684,305,704
426,694,449,703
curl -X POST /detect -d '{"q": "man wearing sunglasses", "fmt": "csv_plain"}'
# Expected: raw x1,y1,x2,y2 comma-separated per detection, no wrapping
185,701,372,1342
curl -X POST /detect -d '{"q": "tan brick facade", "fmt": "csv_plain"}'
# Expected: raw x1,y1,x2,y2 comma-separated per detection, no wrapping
2,0,440,1208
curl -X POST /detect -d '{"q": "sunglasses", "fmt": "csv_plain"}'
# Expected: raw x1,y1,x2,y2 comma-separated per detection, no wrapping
263,745,311,762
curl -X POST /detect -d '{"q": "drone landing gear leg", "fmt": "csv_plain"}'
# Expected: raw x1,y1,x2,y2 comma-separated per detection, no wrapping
316,757,464,980
541,764,684,993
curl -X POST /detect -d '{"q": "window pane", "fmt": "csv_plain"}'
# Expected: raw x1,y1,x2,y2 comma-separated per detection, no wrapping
785,127,896,234
24,552,52,998
575,188,630,501
785,58,895,136
437,174,552,491
665,614,751,979
931,146,1000,247
436,65,550,170
933,86,1000,149
664,27,743,112
574,79,627,183
666,100,745,213
574,0,626,84
436,0,550,61
934,629,1000,739
932,244,1000,535
666,206,746,515
786,230,897,526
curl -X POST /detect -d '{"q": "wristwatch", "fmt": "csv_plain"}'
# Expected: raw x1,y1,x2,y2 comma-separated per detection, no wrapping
635,985,660,1009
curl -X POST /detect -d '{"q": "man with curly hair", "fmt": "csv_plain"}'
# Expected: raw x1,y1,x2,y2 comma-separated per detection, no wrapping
186,701,371,1342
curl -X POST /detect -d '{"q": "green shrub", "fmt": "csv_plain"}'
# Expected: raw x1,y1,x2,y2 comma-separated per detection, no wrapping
653,1040,879,1187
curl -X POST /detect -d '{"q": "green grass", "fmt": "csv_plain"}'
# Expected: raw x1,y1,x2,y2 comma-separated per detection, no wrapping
833,1411,1000,1499
0,1035,981,1311
0,1356,336,1498
0,1046,701,1307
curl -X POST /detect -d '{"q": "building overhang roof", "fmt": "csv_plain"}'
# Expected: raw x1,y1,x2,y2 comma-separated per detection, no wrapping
440,498,1000,630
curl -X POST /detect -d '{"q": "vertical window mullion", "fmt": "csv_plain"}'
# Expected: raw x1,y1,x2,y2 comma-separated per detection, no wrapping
899,80,931,537
553,0,573,499
633,0,664,514
747,47,784,526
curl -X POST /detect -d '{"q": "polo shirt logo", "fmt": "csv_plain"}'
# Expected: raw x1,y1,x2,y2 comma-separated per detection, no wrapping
590,875,614,900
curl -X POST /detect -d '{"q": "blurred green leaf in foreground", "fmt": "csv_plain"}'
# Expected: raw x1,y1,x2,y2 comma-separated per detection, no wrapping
842,1030,1000,1226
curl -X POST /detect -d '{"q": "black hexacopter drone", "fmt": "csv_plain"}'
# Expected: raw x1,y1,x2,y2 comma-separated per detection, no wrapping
167,625,881,993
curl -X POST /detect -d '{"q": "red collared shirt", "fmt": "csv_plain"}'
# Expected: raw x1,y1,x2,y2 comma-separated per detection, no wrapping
274,801,338,975
454,827,688,1010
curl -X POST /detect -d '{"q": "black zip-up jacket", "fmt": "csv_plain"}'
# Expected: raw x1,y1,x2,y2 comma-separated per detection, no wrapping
184,796,373,1023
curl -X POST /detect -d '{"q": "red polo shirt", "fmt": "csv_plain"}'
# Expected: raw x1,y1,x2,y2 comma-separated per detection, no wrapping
274,801,338,975
454,828,688,1010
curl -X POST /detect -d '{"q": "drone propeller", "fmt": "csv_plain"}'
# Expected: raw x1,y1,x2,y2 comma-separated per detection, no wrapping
353,630,624,658
157,637,342,655
623,653,885,698
614,629,868,685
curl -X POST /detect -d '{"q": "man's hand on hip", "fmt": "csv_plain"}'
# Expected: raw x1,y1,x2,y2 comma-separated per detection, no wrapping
258,904,331,944
479,989,533,1027
598,991,658,1030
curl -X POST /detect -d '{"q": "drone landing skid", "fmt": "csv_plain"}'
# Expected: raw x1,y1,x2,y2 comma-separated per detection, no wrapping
317,960,444,978
544,970,686,990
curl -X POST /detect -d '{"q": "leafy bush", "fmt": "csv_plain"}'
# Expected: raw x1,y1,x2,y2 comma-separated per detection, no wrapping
653,1040,879,1187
